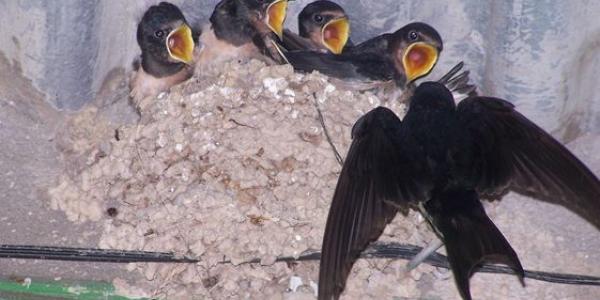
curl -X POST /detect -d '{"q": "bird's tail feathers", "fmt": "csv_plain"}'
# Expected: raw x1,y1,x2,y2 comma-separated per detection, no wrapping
423,189,524,300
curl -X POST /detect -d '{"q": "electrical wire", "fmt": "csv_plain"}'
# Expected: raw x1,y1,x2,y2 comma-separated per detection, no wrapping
0,242,598,286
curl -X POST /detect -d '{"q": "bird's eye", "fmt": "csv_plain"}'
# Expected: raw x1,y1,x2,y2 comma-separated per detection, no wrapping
154,30,164,38
408,30,418,41
313,14,324,23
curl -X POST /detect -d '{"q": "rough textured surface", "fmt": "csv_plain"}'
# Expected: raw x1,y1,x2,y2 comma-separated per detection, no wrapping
0,53,135,285
46,60,600,299
47,60,424,299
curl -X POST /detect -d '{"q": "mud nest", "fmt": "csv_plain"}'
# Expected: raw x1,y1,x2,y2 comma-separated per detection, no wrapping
48,60,450,299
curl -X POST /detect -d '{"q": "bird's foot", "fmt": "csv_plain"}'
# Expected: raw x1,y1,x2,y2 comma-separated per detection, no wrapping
405,238,444,271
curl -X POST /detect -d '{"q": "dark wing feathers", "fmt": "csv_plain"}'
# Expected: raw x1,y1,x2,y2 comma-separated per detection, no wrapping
438,61,465,85
281,29,321,51
281,34,395,82
280,30,354,52
319,107,429,300
283,50,369,80
457,96,600,230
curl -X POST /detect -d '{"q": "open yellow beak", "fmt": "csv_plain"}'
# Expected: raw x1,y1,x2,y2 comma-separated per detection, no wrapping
321,17,350,54
166,24,194,64
266,0,288,39
402,42,439,82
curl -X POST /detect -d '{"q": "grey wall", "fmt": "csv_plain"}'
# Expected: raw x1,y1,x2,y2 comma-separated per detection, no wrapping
1,0,599,140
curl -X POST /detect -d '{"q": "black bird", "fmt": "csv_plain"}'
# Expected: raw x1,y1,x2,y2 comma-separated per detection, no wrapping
280,0,351,54
196,0,289,66
279,22,443,92
130,2,197,102
319,81,600,299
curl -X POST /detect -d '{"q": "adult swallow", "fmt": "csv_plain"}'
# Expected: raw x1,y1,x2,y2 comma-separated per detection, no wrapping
319,81,600,299
280,0,351,54
130,2,197,102
197,0,289,66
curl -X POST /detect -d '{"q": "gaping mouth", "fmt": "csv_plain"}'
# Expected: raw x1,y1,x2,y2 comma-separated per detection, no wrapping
402,42,439,82
166,24,194,64
321,17,350,54
266,0,288,39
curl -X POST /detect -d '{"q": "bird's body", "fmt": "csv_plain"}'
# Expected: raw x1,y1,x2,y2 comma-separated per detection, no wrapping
319,81,600,299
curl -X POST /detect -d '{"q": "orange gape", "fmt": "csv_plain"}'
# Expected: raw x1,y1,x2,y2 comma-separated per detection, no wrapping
167,24,194,64
322,17,350,54
401,42,439,82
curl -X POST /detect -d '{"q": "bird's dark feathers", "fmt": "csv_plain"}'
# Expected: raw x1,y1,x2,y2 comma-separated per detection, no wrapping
424,188,524,300
319,81,600,299
137,2,188,77
138,2,187,47
319,106,432,299
280,22,443,87
455,96,600,230
282,33,395,82
281,29,322,51
438,61,477,98
410,81,456,112
210,0,258,46
210,0,285,62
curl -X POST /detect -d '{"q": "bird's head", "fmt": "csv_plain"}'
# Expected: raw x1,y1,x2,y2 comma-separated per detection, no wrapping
298,0,350,54
137,2,195,65
389,22,443,85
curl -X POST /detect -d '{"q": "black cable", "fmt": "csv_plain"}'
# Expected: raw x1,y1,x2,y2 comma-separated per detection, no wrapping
361,243,600,286
0,245,197,263
0,243,598,286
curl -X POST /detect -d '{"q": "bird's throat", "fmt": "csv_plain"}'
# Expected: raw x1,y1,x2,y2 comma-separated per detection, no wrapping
141,52,186,78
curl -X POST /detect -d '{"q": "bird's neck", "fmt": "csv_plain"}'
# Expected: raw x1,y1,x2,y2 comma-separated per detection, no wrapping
141,52,185,78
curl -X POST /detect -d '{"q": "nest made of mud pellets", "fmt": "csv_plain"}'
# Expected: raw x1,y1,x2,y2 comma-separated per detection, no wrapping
48,59,451,299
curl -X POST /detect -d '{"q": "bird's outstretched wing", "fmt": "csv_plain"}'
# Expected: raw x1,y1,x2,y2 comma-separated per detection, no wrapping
319,107,431,299
456,96,600,230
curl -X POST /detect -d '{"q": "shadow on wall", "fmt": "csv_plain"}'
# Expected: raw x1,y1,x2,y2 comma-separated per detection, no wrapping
559,30,600,142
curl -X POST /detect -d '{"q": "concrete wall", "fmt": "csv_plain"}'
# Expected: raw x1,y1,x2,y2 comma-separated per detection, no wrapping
1,0,599,139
